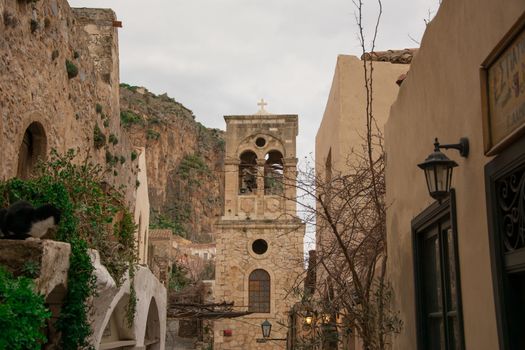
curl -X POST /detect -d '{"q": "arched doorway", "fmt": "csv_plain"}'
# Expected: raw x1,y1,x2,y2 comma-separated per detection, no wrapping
17,122,47,179
145,298,161,350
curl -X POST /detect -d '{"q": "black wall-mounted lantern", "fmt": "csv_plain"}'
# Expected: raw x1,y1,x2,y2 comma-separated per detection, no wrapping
418,138,469,201
257,319,287,343
261,319,272,338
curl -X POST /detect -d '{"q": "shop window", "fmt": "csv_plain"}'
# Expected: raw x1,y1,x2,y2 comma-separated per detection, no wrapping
248,269,270,313
239,151,258,195
413,191,464,350
264,151,284,195
486,136,525,349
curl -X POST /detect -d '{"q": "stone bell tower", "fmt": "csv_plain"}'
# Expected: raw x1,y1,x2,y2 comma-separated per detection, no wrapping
213,101,305,349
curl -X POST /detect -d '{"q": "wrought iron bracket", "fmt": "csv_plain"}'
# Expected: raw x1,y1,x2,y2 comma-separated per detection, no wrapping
435,137,469,158
256,338,287,343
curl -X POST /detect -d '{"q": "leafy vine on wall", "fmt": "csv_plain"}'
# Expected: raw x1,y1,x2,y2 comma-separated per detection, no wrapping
0,149,138,349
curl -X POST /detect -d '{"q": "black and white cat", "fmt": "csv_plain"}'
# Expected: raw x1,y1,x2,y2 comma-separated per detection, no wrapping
0,201,61,240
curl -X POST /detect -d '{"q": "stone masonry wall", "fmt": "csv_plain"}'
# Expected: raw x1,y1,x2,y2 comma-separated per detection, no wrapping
0,0,138,205
213,221,304,349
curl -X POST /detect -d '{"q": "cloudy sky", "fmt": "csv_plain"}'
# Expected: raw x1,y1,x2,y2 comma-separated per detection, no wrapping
68,0,439,247
69,0,438,157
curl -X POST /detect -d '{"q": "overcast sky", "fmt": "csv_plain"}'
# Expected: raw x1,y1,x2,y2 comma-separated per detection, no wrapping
66,1,442,252
69,0,439,248
69,0,438,157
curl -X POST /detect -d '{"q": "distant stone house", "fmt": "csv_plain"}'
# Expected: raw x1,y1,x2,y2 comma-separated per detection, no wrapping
149,229,175,286
188,242,216,261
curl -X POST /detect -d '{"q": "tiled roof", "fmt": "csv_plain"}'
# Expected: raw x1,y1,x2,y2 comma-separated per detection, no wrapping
361,48,418,64
149,229,172,239
172,235,192,246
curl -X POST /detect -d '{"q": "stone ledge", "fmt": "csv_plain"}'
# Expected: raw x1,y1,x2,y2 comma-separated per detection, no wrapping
0,239,70,298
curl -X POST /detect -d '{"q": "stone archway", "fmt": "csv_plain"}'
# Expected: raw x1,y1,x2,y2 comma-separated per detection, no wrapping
17,122,47,179
99,293,136,349
144,297,161,350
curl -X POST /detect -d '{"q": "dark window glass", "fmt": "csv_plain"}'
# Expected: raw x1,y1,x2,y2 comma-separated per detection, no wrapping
252,239,268,255
255,137,266,147
417,218,464,350
248,269,270,313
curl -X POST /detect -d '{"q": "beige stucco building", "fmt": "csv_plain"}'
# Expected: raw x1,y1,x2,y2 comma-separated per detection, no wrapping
316,54,410,177
385,1,525,350
213,110,305,349
314,54,410,348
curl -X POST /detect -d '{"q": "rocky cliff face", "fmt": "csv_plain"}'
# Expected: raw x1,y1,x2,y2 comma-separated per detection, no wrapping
119,85,224,242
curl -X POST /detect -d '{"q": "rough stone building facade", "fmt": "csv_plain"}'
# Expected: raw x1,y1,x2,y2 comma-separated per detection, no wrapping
0,0,137,204
213,111,305,349
0,0,166,348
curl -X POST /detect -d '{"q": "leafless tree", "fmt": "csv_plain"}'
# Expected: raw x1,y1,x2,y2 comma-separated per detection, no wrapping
281,0,403,348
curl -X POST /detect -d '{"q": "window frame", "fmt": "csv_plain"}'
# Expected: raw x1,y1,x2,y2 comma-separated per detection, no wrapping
485,134,525,349
412,189,465,350
248,269,271,313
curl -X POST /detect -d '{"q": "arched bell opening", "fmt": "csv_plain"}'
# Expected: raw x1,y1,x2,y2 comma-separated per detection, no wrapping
239,150,258,195
144,297,161,350
264,150,284,195
17,122,47,179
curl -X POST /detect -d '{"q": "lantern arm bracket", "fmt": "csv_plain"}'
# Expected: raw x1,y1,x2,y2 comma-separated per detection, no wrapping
256,338,287,343
435,137,469,158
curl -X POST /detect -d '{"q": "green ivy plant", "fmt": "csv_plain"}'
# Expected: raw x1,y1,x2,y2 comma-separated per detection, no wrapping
93,124,106,149
169,262,191,292
120,110,144,127
65,59,78,79
0,149,138,349
146,128,160,141
0,266,51,350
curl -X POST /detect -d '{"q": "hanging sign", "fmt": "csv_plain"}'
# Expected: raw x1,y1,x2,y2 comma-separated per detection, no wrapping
481,13,525,155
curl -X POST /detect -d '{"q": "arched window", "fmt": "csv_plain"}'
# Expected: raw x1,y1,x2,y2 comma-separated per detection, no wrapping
17,122,47,179
249,269,270,313
264,151,284,195
239,151,258,195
